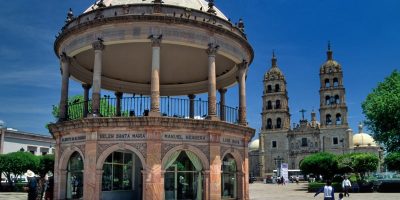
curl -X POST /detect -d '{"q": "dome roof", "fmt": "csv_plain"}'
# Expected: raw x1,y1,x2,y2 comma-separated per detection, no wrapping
249,139,259,151
264,54,285,81
86,0,228,20
353,124,377,147
320,44,342,74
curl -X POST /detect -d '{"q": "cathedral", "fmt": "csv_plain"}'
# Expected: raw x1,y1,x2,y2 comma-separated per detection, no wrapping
249,45,382,178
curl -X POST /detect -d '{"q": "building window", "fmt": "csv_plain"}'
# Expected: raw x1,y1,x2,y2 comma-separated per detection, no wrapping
325,96,331,105
27,146,37,155
221,154,237,199
336,113,342,125
333,78,339,87
301,138,308,147
275,100,281,109
276,118,282,129
67,152,83,199
102,151,135,191
333,137,339,145
272,141,277,148
325,79,330,88
267,119,272,129
40,147,49,155
267,101,272,110
326,114,332,125
275,84,280,92
334,95,340,104
267,85,272,93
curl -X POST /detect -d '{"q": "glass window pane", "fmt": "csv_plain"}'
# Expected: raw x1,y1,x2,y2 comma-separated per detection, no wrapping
123,165,133,190
113,152,123,164
102,164,112,191
105,153,113,163
124,153,132,165
113,165,123,190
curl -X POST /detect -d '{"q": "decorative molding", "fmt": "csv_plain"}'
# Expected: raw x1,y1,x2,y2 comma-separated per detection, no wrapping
206,43,219,56
92,40,105,51
127,143,147,159
97,143,117,159
161,143,179,158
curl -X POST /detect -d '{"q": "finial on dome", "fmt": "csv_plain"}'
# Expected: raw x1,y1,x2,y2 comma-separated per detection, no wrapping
358,122,363,133
207,0,216,15
96,0,106,8
65,8,74,23
327,41,333,61
271,50,277,67
237,18,245,32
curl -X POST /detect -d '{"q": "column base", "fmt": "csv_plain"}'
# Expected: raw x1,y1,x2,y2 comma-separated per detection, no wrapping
148,111,161,117
206,115,219,121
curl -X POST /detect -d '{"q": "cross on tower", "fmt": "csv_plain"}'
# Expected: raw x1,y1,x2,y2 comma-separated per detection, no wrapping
299,109,307,120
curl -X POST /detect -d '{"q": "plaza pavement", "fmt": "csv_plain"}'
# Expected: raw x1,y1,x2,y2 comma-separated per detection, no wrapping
250,182,400,200
0,183,399,200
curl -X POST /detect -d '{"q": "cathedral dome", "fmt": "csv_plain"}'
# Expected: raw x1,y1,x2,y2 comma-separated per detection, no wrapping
320,43,342,74
264,53,285,81
86,0,228,20
353,124,377,147
249,139,259,151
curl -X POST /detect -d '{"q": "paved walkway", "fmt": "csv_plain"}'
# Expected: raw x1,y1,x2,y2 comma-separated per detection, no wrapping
250,182,400,200
0,192,26,200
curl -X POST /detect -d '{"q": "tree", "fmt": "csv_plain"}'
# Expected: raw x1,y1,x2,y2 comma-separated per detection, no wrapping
352,153,379,179
1,152,39,186
300,152,338,180
35,154,55,199
336,153,353,174
362,70,400,152
384,152,400,172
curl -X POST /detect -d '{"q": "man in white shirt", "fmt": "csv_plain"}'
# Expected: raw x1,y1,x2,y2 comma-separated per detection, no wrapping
342,176,351,197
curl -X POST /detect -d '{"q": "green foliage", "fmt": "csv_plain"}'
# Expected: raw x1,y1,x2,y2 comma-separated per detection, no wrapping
384,151,400,171
362,70,400,152
36,154,55,178
337,153,354,174
352,153,379,178
300,152,338,180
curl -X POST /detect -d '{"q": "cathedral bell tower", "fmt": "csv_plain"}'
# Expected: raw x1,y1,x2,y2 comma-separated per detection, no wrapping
262,52,290,131
319,43,348,127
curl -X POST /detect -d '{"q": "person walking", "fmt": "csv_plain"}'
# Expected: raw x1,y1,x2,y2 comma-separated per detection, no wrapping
26,171,38,200
314,180,335,200
342,176,351,197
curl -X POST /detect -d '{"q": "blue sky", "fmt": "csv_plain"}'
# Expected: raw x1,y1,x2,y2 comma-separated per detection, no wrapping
0,0,398,137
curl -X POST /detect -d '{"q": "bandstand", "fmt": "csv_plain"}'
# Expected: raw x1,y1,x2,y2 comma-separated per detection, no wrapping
48,0,254,199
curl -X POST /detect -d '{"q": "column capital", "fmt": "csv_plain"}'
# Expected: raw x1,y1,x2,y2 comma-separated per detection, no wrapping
206,43,219,56
238,59,248,72
115,91,123,98
59,52,71,64
82,83,92,90
149,34,163,47
218,88,227,94
188,94,196,99
92,39,105,51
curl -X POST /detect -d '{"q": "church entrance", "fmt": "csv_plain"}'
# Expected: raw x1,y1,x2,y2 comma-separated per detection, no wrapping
101,150,143,200
164,151,203,200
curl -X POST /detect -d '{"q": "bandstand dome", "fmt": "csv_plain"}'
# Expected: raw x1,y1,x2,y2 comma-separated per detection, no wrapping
86,0,228,20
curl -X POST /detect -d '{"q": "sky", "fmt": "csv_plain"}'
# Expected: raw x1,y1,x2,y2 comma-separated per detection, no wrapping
0,0,398,137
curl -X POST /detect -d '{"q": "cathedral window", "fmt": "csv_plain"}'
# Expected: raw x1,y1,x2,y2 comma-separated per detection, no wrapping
275,84,280,92
272,141,277,148
267,101,272,109
325,79,330,88
301,138,308,147
267,118,272,129
336,113,342,125
325,96,331,105
276,118,282,128
333,78,339,87
333,137,339,145
326,114,332,125
275,100,281,109
267,85,272,93
334,95,340,104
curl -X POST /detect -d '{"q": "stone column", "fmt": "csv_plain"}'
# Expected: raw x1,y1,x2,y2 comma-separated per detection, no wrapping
206,43,219,120
52,133,62,199
83,131,99,200
0,128,5,153
82,84,91,118
209,132,221,200
238,61,248,125
218,88,227,121
115,92,123,116
188,94,196,119
91,40,105,116
59,53,70,121
144,129,163,200
259,134,266,178
243,136,250,200
149,35,162,117
203,170,210,200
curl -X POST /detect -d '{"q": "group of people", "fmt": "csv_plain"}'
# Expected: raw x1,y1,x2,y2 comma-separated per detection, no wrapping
26,175,54,200
314,176,352,200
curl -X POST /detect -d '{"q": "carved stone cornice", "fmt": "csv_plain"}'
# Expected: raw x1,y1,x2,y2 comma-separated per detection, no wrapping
149,34,163,47
206,43,219,56
92,40,105,51
59,53,71,64
238,60,248,72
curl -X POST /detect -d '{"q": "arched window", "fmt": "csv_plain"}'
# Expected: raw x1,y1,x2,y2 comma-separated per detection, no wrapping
221,154,237,199
326,114,332,125
336,113,342,125
276,118,282,129
333,78,339,87
275,100,281,109
325,79,330,88
334,95,340,104
275,84,280,92
267,101,272,110
66,152,84,199
165,151,203,200
267,118,272,129
267,85,272,93
102,151,143,199
325,96,331,105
